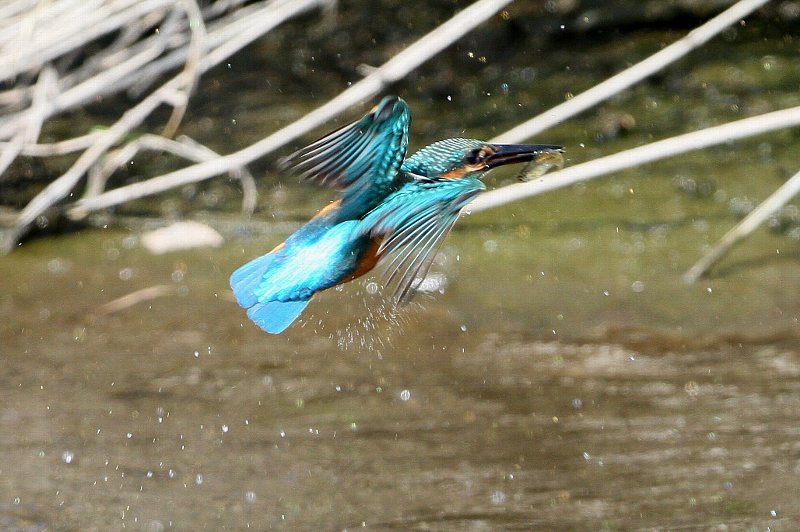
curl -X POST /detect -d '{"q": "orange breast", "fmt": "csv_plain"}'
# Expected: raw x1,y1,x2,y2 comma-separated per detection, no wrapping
345,237,384,282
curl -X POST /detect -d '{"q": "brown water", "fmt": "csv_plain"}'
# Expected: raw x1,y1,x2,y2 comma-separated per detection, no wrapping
3,8,800,531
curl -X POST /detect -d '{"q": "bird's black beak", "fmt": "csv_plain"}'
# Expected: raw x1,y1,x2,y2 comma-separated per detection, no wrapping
485,143,563,169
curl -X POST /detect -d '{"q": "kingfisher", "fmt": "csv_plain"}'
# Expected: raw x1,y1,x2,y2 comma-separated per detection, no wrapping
230,96,562,333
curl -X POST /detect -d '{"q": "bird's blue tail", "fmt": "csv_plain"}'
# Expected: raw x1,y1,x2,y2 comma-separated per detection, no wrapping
246,299,310,334
230,252,310,334
230,252,275,308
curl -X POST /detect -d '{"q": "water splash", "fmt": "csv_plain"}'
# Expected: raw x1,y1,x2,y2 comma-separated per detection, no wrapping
301,248,457,350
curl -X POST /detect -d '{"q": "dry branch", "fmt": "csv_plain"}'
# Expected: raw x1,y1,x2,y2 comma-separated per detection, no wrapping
83,134,257,215
93,284,177,316
160,0,205,139
682,167,800,283
469,106,800,213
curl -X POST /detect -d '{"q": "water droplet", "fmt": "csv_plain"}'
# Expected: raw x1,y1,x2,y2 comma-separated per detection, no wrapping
61,450,75,464
146,471,154,479
414,272,447,294
365,281,379,295
195,473,204,485
127,432,133,439
483,240,498,253
491,490,507,505
399,389,411,401
222,424,229,433
119,267,133,281
571,398,583,410
193,351,199,358
279,431,286,438
631,280,645,293
245,491,257,504
47,258,68,274
460,324,467,332
168,469,176,479
582,452,591,461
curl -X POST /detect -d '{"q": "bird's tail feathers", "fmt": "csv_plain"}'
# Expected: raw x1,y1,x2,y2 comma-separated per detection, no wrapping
246,299,310,334
231,252,311,333
230,252,278,308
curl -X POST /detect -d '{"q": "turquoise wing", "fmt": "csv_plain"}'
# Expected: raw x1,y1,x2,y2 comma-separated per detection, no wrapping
358,177,485,305
279,96,410,214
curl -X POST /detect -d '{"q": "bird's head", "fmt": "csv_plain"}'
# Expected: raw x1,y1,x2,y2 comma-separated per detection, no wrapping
401,138,563,180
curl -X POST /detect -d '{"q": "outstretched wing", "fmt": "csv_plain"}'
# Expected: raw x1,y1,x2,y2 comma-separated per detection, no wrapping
358,177,485,305
279,96,410,210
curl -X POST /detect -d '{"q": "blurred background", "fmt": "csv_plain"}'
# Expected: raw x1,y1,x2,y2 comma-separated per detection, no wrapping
2,0,800,529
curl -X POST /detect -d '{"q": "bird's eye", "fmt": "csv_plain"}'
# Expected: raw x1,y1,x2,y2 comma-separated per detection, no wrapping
466,148,489,165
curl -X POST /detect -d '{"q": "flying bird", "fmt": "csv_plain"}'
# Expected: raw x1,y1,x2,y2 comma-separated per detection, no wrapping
230,96,562,333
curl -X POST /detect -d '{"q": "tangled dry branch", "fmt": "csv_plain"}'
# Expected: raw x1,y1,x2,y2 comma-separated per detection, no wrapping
0,0,331,252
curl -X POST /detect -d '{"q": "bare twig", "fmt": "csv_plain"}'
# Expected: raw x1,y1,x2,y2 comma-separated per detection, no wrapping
161,0,206,138
93,284,177,317
0,66,57,177
0,132,103,157
682,167,800,283
468,106,800,213
84,133,257,214
492,0,771,143
63,0,514,217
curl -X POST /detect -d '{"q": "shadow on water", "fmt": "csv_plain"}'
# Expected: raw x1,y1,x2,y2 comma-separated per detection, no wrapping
3,13,800,531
